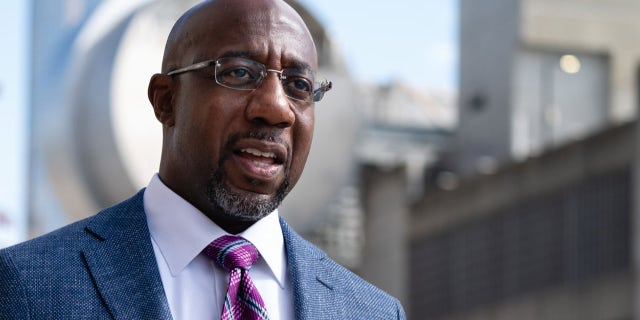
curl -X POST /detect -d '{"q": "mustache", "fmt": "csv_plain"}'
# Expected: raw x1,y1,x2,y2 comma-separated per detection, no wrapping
218,130,291,166
227,131,290,150
229,131,284,143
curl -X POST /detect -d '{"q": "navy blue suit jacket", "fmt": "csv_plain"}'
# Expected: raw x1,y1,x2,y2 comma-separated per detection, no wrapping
0,191,405,319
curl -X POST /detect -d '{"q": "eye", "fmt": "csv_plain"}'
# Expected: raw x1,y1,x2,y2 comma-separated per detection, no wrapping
284,77,312,93
230,68,250,78
220,67,256,80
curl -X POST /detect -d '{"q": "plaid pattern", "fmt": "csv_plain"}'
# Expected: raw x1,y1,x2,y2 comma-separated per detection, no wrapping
203,235,269,320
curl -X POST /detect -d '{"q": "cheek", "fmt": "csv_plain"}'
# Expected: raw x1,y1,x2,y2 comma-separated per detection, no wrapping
290,110,315,172
299,112,314,154
173,115,213,169
173,95,231,167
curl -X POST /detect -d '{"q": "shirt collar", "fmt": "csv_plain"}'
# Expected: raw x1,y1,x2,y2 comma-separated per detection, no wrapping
144,174,287,288
239,209,287,288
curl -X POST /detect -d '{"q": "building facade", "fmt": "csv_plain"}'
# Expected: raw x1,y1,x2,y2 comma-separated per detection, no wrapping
375,0,640,318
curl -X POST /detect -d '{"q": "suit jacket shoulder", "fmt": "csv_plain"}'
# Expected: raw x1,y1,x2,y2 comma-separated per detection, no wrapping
280,218,406,320
0,190,172,320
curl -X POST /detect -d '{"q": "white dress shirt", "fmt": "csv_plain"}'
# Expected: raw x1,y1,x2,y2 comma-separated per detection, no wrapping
144,174,294,320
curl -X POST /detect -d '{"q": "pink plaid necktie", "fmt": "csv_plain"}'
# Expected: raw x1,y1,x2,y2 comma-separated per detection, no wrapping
203,235,269,320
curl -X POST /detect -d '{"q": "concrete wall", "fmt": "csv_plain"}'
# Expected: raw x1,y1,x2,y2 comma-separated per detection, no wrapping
359,165,409,311
456,0,521,175
521,0,640,122
409,122,635,319
414,122,633,237
457,0,640,176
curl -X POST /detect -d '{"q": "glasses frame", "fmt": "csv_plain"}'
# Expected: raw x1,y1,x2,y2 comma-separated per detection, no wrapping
166,58,332,103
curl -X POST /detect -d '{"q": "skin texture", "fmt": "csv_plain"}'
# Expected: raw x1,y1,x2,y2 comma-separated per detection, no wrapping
147,0,317,234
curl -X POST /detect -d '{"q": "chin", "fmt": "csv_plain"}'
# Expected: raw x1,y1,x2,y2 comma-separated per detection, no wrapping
206,173,290,221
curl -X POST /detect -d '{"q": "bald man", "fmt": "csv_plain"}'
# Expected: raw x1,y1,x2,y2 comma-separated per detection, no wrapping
0,1,405,319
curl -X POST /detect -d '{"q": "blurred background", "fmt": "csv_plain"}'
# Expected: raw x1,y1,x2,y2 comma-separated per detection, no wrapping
1,0,639,319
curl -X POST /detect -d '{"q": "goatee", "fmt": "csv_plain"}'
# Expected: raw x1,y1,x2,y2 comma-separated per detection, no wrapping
206,131,291,222
206,168,290,222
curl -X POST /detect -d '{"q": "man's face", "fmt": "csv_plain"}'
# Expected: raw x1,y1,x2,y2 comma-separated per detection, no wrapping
159,1,317,225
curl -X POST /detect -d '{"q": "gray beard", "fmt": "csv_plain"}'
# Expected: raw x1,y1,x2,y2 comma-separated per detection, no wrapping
206,166,290,222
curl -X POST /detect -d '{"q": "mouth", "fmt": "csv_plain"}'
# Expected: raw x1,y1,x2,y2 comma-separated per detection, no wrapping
236,147,285,167
228,139,288,183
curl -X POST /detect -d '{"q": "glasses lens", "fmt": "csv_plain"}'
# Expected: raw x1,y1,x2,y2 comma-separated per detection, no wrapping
214,57,330,103
281,70,314,102
215,57,264,89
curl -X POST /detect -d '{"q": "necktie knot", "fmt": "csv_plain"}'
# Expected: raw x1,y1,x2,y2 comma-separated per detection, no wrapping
203,235,259,271
202,235,269,319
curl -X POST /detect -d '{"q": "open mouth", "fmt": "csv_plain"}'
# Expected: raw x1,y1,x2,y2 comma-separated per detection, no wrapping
228,138,288,182
236,148,285,167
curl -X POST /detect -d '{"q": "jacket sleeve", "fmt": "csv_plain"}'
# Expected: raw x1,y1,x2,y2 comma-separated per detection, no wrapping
0,250,31,320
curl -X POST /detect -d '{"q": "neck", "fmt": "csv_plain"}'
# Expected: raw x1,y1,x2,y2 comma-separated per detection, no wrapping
207,212,256,234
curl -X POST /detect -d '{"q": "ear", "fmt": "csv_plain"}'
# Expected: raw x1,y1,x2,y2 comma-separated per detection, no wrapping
148,73,176,127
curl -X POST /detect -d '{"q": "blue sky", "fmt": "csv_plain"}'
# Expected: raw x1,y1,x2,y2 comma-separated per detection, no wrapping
298,0,458,92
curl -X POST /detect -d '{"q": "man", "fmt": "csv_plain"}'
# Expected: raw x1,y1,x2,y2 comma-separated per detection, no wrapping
0,0,406,319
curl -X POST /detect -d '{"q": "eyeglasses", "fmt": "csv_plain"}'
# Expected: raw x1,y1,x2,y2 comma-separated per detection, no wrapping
166,57,332,103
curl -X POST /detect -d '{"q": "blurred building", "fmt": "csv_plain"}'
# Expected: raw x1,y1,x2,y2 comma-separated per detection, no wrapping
410,122,633,319
323,82,455,292
360,0,640,318
455,0,640,176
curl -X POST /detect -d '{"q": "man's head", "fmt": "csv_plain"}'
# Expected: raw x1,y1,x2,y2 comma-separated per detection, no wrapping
147,0,326,233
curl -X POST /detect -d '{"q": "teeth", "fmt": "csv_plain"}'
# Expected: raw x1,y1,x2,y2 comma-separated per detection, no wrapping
253,161,270,167
241,148,276,158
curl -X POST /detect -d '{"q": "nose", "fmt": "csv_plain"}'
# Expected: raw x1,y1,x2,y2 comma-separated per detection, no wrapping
245,71,296,128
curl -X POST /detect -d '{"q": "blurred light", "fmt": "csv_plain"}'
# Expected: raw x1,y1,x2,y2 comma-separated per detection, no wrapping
559,54,581,74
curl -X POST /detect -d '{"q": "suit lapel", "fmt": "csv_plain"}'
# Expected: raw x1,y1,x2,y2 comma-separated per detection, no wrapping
81,191,172,320
280,217,344,320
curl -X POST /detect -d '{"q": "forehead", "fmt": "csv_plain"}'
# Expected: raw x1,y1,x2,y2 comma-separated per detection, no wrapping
182,1,317,70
